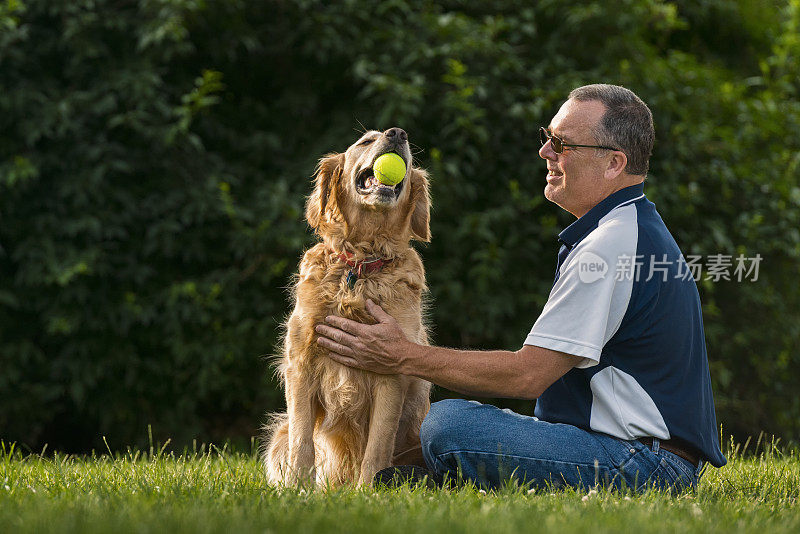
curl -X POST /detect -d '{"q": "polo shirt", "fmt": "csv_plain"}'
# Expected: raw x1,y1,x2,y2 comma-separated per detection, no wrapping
525,182,726,467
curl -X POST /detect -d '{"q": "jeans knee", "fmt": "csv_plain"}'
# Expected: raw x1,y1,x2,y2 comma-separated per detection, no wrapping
421,398,474,457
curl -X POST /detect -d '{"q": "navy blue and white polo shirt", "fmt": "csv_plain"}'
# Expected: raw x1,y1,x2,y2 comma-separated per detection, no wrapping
525,182,726,467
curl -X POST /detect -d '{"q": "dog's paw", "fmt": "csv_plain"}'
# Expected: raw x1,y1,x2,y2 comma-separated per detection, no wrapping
287,468,317,488
357,463,384,487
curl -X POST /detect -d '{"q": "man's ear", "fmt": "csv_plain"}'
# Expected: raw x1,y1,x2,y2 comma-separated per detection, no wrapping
605,151,628,180
306,153,345,230
409,167,431,242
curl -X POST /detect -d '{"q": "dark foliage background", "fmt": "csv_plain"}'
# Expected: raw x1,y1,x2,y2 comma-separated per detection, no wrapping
1,0,799,452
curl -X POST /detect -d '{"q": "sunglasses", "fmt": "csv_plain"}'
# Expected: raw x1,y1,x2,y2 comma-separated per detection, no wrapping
539,127,620,153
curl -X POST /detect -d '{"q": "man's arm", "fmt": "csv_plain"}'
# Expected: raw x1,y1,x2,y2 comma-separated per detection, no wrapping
397,343,582,399
315,299,582,400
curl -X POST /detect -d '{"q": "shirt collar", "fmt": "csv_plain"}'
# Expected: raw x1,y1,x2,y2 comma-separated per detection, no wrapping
558,182,645,247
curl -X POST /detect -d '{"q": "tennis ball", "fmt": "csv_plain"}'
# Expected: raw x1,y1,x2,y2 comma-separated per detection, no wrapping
373,153,407,186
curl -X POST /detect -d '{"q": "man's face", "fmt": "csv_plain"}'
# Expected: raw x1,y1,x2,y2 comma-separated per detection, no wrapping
539,99,613,217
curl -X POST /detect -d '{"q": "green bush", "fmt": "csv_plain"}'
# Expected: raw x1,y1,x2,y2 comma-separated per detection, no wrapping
1,0,798,451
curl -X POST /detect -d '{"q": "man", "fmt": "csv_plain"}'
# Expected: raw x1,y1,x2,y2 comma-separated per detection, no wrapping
315,84,726,492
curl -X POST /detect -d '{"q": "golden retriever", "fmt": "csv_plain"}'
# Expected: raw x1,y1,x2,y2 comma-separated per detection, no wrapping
263,127,431,487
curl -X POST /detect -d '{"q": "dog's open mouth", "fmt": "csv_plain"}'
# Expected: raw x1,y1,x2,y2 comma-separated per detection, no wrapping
356,153,405,199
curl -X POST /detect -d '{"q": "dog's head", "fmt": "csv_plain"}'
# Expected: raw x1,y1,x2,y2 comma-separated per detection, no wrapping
306,128,430,247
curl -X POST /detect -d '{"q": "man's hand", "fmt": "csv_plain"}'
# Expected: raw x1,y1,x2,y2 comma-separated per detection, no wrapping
315,299,414,374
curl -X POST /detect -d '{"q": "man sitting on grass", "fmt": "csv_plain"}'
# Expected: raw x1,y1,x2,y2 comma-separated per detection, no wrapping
315,84,726,492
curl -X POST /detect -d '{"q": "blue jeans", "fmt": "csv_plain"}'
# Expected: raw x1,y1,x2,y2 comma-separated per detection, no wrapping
420,399,704,492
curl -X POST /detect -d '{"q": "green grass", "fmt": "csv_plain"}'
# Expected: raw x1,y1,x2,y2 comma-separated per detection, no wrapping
1,438,798,534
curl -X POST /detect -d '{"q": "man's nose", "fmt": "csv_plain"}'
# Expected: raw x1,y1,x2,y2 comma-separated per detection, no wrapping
384,127,408,143
539,138,556,160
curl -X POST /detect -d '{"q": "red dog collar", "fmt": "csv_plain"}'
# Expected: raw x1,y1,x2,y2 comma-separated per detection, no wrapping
329,249,393,288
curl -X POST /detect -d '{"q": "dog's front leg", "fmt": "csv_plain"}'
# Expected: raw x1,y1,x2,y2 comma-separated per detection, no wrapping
285,363,317,486
358,377,405,486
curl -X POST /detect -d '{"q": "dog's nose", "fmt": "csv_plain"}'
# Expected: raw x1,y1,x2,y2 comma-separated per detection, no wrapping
384,127,408,142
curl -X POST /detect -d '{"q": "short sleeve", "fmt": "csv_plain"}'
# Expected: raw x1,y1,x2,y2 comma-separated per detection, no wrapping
524,213,637,368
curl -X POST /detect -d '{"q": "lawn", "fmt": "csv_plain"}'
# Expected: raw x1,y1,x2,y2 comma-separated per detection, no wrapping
1,437,797,534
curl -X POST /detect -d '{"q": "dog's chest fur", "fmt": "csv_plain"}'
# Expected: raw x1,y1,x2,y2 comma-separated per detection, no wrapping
288,244,427,427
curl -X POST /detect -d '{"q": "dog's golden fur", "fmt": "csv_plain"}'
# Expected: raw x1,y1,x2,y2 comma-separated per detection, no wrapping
263,128,432,486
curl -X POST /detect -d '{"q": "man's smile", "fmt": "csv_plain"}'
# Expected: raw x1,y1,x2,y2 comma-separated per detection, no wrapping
547,167,564,182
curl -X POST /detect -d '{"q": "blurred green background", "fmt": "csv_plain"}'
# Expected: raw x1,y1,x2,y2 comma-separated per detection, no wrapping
1,0,799,452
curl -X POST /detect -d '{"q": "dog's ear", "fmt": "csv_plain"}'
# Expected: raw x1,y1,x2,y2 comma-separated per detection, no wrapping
409,167,431,242
306,153,345,230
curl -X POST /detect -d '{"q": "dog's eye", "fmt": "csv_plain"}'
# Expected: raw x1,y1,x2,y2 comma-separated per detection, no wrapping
358,138,375,146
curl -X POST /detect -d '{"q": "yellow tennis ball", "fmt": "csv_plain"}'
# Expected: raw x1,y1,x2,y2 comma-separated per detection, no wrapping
373,153,407,186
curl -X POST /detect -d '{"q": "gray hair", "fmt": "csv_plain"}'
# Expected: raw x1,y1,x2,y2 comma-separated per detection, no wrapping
568,84,654,176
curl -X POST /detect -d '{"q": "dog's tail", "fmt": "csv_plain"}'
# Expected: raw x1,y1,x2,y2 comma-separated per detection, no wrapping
261,412,290,485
